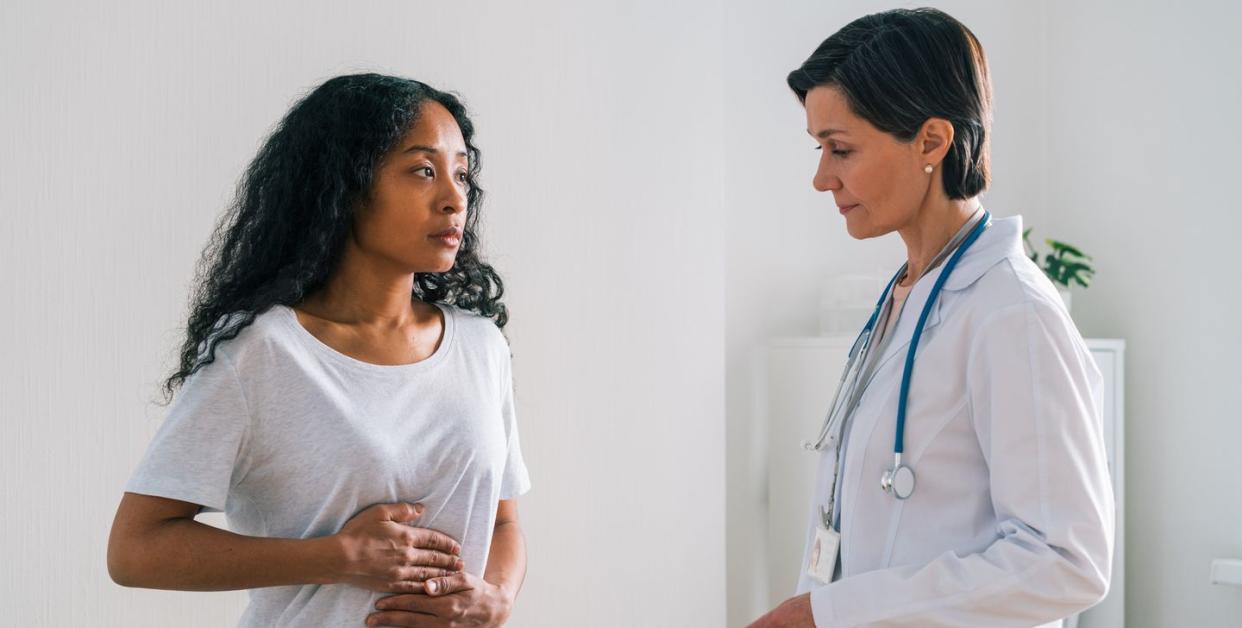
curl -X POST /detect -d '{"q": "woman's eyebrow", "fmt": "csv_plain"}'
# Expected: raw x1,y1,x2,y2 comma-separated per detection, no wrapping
808,128,848,139
402,144,469,159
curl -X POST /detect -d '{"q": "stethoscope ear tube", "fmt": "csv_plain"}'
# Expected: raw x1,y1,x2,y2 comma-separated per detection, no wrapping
806,271,901,451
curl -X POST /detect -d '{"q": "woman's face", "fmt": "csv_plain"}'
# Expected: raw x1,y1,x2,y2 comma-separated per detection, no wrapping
803,86,931,240
354,100,470,274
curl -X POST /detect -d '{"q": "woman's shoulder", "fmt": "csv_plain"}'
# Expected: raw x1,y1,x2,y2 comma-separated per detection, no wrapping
196,306,297,365
950,242,1063,316
442,304,510,356
960,254,1080,343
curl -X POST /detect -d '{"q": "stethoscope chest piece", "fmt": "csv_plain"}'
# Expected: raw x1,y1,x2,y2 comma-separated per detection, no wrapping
881,461,916,500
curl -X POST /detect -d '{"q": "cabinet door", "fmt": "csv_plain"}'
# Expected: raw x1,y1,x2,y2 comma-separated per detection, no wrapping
763,337,852,601
1076,341,1125,628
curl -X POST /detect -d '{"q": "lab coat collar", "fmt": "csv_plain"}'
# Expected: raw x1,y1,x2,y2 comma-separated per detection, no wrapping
940,214,1025,292
861,213,1024,385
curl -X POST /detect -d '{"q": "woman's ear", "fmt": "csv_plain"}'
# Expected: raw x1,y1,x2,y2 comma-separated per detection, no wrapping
917,117,955,167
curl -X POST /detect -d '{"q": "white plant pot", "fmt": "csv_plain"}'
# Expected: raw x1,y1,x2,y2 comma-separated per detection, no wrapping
1058,288,1073,313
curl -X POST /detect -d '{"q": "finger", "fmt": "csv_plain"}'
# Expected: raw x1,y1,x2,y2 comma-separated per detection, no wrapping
410,529,461,556
425,571,474,596
366,610,439,627
390,502,425,523
393,565,457,583
407,548,464,571
366,502,424,523
375,594,438,612
382,578,426,594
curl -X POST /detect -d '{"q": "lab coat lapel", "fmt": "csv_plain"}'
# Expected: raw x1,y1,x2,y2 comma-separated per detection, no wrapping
837,215,1027,576
856,272,944,395
855,214,1023,393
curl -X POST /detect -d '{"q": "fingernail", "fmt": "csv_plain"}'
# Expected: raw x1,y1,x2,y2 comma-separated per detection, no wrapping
413,503,424,514
427,580,438,594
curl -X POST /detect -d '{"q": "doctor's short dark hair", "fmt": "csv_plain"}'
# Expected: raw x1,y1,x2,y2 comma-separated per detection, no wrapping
787,7,993,200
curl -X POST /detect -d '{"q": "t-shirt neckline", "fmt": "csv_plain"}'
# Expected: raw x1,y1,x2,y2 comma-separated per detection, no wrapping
275,302,456,374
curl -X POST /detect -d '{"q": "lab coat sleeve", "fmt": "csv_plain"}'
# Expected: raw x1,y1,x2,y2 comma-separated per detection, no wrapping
806,299,1114,627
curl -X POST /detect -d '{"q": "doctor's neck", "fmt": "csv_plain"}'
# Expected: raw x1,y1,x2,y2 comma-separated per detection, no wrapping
896,197,982,287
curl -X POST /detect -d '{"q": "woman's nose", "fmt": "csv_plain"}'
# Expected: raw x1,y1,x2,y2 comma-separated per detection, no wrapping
813,168,840,193
440,181,467,214
812,153,840,192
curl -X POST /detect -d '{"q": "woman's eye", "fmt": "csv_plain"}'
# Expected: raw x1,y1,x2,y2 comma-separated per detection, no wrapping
832,149,852,157
412,166,434,178
456,171,468,183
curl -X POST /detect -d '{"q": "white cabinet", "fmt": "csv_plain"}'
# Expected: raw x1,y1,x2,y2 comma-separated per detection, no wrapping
762,336,854,601
760,337,1125,627
1073,339,1126,628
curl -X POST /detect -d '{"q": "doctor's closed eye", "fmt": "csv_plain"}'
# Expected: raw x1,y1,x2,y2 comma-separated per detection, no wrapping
812,145,852,157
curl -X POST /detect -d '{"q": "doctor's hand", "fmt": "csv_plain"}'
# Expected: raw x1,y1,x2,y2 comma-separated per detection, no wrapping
367,571,514,627
747,593,814,628
327,502,464,594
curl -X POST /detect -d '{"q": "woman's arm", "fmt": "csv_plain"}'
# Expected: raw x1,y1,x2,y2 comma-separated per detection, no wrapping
367,499,526,627
108,493,464,592
481,499,527,600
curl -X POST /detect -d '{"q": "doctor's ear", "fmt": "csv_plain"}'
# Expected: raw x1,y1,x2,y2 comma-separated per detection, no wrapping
915,117,955,168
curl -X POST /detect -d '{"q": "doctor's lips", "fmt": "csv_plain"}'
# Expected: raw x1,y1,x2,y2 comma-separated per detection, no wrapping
429,226,462,247
837,203,859,215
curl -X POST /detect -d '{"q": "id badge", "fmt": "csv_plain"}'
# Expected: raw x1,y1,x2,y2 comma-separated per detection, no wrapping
807,519,840,584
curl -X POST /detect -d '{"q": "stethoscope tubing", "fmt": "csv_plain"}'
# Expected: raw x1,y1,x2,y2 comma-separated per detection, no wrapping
807,210,992,502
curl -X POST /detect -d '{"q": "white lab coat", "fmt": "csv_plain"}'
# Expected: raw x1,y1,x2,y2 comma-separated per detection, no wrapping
795,216,1114,627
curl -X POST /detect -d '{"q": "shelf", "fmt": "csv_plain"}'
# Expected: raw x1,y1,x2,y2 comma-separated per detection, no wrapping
1210,559,1242,587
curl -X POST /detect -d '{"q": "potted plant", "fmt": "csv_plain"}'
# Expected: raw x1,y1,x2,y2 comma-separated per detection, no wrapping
1022,228,1095,312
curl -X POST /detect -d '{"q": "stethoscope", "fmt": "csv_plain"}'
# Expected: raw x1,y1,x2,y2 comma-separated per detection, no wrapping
805,210,991,502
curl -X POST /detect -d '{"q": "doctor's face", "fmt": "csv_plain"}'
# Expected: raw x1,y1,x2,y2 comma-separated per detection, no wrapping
804,86,929,240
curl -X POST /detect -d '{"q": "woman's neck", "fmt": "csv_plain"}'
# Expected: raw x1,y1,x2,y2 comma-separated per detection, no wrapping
300,241,421,326
897,198,980,286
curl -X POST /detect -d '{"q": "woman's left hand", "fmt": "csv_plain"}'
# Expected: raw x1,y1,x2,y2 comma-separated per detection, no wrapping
367,572,513,627
747,593,814,628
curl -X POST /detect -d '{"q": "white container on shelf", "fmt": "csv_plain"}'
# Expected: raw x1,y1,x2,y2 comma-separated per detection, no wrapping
818,272,892,336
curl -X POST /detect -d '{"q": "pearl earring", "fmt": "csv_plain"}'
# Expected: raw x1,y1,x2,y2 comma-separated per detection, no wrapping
923,164,934,174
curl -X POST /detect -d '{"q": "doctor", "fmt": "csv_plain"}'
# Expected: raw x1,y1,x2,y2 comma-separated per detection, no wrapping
748,8,1113,628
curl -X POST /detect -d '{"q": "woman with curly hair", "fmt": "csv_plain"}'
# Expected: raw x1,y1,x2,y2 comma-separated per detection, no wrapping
107,74,530,628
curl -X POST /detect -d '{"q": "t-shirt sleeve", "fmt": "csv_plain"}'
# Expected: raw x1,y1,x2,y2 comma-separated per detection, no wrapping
498,353,531,500
125,350,252,512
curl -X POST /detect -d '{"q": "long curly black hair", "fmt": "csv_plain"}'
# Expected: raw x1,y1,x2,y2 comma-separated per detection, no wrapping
162,73,506,400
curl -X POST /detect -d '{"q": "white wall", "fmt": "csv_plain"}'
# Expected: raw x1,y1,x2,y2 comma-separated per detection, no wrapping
1044,1,1242,625
7,2,1241,626
722,1,1052,624
0,2,725,626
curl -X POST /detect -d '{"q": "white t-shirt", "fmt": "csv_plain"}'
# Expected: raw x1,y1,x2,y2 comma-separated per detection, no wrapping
126,303,531,627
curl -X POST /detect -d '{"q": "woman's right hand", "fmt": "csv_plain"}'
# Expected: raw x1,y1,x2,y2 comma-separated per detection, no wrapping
328,502,464,593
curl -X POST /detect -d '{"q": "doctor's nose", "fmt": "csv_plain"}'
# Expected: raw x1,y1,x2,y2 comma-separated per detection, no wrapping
813,168,842,193
812,155,841,192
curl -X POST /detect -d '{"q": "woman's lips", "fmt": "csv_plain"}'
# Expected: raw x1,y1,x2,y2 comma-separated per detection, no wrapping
838,204,859,215
429,227,461,248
